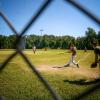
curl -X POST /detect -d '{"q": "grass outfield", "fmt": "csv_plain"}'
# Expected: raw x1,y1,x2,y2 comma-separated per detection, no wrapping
0,49,100,100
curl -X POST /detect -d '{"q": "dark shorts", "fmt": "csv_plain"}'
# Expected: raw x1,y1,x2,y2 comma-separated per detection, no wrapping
94,48,100,55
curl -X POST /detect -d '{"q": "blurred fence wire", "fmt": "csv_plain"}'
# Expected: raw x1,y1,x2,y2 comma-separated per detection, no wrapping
0,0,100,100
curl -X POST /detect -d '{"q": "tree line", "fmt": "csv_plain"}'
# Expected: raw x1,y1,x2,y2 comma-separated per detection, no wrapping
0,27,100,50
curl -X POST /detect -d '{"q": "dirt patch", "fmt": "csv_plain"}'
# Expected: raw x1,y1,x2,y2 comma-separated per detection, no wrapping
73,67,99,79
11,61,99,79
37,65,100,79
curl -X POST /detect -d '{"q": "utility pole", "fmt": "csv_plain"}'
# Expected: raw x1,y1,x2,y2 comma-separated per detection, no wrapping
40,29,43,36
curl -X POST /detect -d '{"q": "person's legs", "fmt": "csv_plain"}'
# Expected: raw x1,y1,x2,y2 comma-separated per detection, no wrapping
91,54,99,67
72,55,79,68
95,53,98,64
64,56,73,67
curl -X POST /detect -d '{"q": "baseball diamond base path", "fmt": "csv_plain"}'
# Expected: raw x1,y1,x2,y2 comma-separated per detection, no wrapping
38,65,99,79
0,61,99,81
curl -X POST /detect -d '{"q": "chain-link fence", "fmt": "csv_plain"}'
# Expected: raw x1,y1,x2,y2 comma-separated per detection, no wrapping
0,0,100,100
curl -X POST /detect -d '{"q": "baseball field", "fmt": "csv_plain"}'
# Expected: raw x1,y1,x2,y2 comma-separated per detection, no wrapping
0,49,100,100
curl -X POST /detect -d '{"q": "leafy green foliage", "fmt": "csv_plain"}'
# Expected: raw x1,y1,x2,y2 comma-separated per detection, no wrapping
0,27,99,50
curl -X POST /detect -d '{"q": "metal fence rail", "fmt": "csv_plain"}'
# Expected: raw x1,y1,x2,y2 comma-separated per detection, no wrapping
0,0,100,100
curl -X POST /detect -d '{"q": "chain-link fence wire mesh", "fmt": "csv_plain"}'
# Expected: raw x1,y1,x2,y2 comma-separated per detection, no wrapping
0,0,100,100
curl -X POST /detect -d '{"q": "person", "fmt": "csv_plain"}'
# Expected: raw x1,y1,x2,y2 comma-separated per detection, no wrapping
91,41,100,68
63,44,79,68
33,45,36,54
44,47,47,51
84,46,87,52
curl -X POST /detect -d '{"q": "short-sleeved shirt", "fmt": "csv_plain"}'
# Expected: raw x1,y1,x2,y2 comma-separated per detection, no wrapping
71,47,77,56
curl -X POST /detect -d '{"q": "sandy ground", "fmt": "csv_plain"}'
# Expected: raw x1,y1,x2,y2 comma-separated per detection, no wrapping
0,60,99,80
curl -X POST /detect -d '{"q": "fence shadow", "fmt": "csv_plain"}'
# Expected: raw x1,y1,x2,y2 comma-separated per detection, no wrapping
64,78,100,85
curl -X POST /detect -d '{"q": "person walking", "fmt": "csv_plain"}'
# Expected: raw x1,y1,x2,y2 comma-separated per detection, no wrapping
33,45,36,54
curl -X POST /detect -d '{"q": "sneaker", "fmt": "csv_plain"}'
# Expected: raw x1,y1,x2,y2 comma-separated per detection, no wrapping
77,64,79,68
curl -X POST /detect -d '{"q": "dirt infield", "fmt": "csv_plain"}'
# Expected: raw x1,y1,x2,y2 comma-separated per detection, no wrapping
37,64,99,79
0,61,99,80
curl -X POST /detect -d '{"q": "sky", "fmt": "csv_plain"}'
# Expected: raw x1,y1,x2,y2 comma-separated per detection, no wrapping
0,0,100,38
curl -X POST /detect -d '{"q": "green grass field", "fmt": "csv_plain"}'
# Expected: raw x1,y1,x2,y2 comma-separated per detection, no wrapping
0,49,100,100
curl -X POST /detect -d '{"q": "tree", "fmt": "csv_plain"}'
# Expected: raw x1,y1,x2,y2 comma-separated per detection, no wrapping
0,27,99,49
85,27,97,49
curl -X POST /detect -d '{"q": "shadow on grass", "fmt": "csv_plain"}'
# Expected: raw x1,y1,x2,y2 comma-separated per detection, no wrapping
64,78,100,85
57,51,70,55
52,66,63,68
